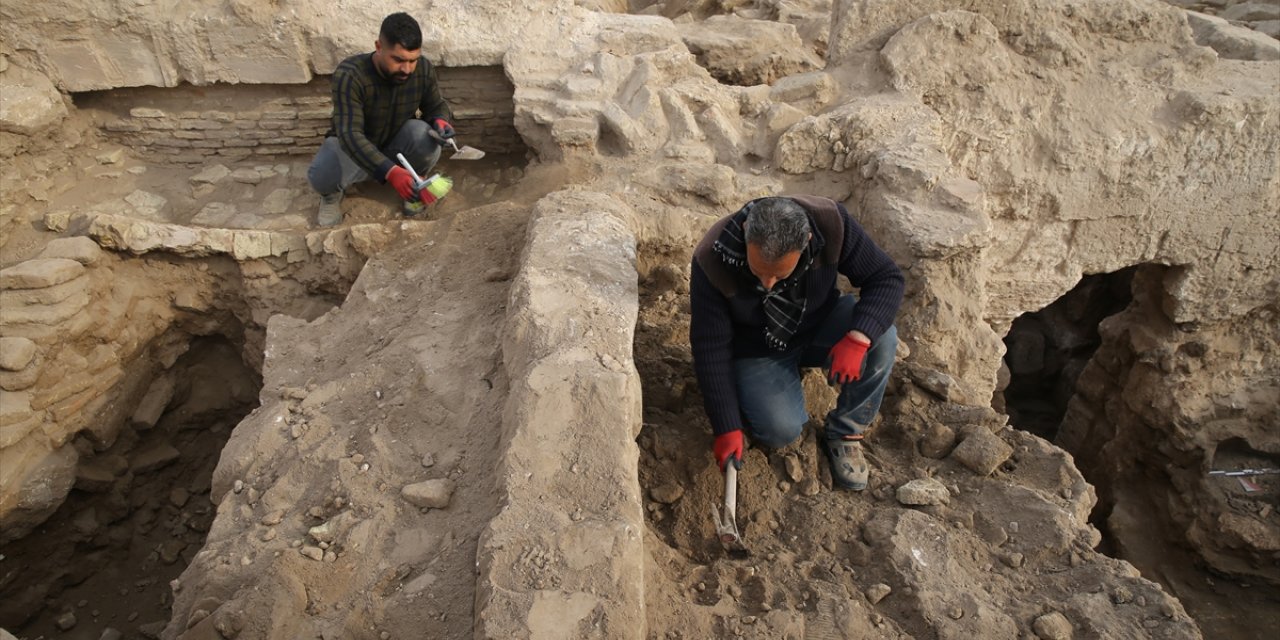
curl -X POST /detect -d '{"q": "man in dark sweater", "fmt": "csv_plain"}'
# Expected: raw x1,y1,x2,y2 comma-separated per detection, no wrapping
306,12,455,226
690,196,904,490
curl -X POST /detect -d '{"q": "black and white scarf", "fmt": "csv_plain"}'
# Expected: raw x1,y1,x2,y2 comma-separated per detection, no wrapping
712,200,819,351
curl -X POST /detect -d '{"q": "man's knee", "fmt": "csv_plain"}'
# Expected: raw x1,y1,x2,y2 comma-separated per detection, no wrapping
307,138,343,194
398,119,433,146
748,417,805,449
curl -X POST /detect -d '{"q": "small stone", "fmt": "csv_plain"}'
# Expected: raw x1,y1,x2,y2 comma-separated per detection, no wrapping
696,582,706,592
188,165,231,185
230,168,262,184
0,336,38,371
169,487,190,507
1032,611,1072,640
381,633,391,640
262,528,277,542
422,453,436,468
1001,552,1025,568
895,478,950,506
950,428,1014,476
1111,586,1133,604
324,550,337,562
300,545,324,561
799,479,821,496
56,610,77,630
261,510,285,526
401,479,455,509
947,606,964,620
100,628,124,640
96,148,125,165
784,454,804,482
865,583,892,604
138,621,166,638
1142,619,1159,629
650,483,685,504
233,480,244,494
240,556,252,566
918,423,956,459
779,481,792,493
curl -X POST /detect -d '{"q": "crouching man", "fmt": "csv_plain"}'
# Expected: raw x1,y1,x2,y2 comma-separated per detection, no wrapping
689,196,905,489
306,12,456,226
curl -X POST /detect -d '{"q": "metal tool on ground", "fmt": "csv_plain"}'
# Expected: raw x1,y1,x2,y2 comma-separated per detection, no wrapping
713,462,750,558
395,153,452,202
430,130,486,160
1208,468,1280,477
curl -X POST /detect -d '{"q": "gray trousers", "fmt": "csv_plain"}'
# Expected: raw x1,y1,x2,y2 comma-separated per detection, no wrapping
306,119,442,195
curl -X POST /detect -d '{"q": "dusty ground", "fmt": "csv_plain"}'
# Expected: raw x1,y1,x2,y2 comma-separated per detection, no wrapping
2,143,1274,640
2,1,1277,638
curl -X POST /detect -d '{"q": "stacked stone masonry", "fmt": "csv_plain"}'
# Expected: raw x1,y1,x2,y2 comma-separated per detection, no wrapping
81,67,524,164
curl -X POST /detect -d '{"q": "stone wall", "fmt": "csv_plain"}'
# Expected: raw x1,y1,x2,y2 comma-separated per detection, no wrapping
77,67,525,164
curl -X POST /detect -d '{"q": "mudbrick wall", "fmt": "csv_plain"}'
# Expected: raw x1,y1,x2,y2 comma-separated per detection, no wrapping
79,67,524,164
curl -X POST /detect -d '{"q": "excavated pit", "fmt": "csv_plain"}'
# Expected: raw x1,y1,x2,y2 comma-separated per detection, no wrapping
0,67,535,638
1000,264,1280,639
0,336,261,638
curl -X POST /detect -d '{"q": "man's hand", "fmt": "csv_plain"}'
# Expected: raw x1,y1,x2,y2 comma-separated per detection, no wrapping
432,118,455,140
828,333,871,385
714,430,744,471
386,166,419,201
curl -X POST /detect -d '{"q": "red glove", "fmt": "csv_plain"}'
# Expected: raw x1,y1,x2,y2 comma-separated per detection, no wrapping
432,118,455,139
386,166,418,200
713,430,743,471
828,334,871,384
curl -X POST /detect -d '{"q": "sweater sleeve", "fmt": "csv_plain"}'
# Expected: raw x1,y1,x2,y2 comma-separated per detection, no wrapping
419,61,454,123
689,259,744,435
332,66,394,181
836,205,905,340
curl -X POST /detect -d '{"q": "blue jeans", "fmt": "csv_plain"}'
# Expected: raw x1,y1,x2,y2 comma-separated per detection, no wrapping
306,119,442,195
733,294,897,448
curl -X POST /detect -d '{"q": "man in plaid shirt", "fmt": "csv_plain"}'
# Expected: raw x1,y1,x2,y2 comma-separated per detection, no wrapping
306,12,455,226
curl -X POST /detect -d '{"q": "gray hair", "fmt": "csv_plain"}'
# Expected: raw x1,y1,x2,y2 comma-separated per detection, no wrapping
744,198,810,261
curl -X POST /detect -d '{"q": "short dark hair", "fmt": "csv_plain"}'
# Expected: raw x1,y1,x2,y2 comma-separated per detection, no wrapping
744,198,810,261
379,12,422,50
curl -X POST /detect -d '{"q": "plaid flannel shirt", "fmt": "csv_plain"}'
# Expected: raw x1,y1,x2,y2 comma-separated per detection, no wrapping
327,52,453,181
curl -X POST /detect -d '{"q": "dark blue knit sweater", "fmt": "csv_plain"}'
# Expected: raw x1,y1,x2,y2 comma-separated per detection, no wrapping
689,197,904,435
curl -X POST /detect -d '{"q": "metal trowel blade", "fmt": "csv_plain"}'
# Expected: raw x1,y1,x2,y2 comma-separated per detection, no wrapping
448,139,486,160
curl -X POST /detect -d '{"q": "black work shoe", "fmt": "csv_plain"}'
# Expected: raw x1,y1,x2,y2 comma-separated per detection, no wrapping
824,438,869,491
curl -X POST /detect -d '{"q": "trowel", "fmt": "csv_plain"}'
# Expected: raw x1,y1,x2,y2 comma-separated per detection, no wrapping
713,462,750,558
430,130,486,160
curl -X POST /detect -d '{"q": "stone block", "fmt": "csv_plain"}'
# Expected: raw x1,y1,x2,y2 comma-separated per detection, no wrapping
0,290,90,326
896,478,950,506
769,71,835,108
35,237,105,266
950,428,1014,476
401,479,455,509
0,337,38,371
0,438,78,545
206,24,311,84
1185,11,1280,61
129,107,166,118
0,258,85,290
0,411,41,448
0,65,68,135
131,443,181,473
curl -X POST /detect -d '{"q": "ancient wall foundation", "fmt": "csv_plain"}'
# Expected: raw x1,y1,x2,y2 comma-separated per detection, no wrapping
75,67,526,164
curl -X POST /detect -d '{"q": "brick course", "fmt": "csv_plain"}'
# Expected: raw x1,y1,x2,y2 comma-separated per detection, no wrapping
82,67,526,165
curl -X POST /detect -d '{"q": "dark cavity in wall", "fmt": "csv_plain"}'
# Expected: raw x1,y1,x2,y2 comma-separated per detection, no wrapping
0,336,261,640
997,266,1137,442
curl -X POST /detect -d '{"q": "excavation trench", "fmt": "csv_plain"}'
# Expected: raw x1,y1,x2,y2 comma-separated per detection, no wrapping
1000,264,1280,639
1,66,538,639
1,335,264,638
